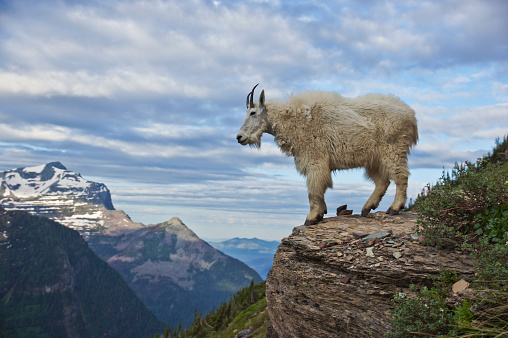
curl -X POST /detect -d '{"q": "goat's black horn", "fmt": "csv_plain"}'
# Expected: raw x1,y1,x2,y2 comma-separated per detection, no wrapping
248,83,259,108
246,92,252,108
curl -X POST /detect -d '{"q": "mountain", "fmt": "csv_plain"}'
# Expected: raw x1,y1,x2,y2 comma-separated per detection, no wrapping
0,162,140,237
209,238,280,279
0,162,262,328
0,162,113,208
88,217,263,327
0,207,165,337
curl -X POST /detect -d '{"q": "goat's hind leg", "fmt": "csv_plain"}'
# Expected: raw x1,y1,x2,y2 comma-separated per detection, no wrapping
387,174,408,215
386,154,410,215
362,167,390,217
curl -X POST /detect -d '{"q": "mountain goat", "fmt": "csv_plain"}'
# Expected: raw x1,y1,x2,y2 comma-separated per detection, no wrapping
236,84,418,225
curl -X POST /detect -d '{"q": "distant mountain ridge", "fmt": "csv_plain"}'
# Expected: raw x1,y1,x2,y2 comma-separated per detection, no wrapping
0,162,262,328
1,161,114,209
210,237,280,279
0,206,164,337
90,217,263,326
0,162,133,237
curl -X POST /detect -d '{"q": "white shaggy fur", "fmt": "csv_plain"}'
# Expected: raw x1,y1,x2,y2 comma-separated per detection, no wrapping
237,87,418,225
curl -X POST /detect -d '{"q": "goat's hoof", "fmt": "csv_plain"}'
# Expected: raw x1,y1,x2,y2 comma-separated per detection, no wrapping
386,208,400,215
304,215,323,226
361,209,370,217
304,219,315,226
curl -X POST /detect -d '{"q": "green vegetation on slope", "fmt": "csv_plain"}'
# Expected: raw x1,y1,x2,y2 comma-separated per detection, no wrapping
389,135,508,337
157,280,269,337
0,208,165,338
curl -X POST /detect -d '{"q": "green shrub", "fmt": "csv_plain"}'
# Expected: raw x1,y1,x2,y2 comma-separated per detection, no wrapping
391,143,508,336
415,160,508,248
473,240,508,301
454,298,475,333
388,285,454,337
473,204,508,244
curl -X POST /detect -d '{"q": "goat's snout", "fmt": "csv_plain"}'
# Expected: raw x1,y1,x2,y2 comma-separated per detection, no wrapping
236,135,243,143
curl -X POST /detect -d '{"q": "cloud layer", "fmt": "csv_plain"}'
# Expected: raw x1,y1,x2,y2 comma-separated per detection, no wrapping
1,0,507,239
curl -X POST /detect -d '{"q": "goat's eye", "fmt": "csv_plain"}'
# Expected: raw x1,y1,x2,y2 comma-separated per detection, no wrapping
250,111,256,116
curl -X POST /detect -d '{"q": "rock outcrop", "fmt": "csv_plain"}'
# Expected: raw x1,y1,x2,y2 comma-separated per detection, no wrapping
266,212,476,337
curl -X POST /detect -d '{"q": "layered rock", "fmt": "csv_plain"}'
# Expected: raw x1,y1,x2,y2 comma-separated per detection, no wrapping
266,212,476,337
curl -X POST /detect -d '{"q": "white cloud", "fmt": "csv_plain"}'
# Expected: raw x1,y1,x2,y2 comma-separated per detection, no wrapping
0,70,206,98
417,103,508,138
0,122,192,157
1,0,507,239
0,0,326,100
133,123,218,140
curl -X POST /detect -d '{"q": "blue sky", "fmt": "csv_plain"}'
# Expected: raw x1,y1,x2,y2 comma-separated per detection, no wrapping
1,0,507,240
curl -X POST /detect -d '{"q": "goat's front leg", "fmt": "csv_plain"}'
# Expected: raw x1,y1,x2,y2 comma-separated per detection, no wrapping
304,164,332,226
305,192,326,225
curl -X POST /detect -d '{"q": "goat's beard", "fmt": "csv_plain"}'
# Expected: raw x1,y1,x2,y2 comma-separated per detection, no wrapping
248,120,266,149
249,139,261,149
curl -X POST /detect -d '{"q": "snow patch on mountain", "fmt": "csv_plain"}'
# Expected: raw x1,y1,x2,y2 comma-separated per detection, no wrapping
1,162,111,204
0,162,135,236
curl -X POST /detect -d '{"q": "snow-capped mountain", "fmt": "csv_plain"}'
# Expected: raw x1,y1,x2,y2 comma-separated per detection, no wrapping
0,162,138,236
0,162,113,207
0,162,263,327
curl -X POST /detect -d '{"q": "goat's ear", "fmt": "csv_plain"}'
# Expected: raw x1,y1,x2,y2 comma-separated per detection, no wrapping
259,90,265,107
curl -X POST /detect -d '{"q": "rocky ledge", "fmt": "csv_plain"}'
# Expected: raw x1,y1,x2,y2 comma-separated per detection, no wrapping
266,211,476,337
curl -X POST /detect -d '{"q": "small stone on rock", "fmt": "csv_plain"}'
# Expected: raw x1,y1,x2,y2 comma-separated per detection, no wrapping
338,209,353,215
393,251,402,259
336,204,347,213
339,277,350,284
452,279,470,294
366,247,375,257
362,232,390,243
410,233,420,241
353,232,369,239
366,238,378,247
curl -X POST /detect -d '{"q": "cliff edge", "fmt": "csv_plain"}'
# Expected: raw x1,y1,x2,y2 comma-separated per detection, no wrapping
266,211,476,337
